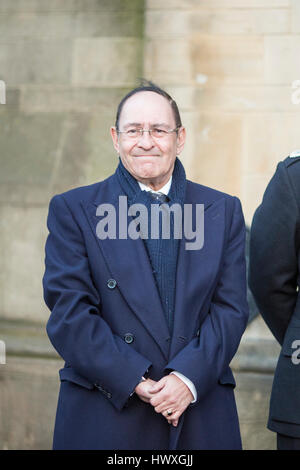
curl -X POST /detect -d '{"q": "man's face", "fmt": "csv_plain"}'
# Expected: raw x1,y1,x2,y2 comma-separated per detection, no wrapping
111,91,185,189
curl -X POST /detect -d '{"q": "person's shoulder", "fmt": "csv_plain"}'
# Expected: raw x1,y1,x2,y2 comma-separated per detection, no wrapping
282,150,300,171
282,151,300,204
275,151,300,192
256,152,300,210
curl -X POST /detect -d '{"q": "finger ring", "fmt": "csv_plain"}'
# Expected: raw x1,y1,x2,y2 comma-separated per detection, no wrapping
167,410,173,416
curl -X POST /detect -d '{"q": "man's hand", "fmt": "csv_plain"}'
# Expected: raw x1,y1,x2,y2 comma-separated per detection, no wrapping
149,374,193,427
134,378,157,404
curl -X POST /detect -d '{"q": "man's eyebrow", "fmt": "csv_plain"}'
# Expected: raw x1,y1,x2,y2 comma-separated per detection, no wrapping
122,122,142,129
122,122,172,129
151,123,171,128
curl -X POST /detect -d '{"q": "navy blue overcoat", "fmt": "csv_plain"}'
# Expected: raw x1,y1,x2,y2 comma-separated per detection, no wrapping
43,169,249,450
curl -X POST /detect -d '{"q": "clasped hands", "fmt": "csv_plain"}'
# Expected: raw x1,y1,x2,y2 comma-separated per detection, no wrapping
134,374,193,427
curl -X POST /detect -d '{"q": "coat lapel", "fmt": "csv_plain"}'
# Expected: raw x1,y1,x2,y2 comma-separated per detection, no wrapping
169,185,226,359
81,176,171,360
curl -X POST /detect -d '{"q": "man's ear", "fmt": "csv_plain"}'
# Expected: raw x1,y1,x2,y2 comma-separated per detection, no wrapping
176,127,186,155
110,126,120,153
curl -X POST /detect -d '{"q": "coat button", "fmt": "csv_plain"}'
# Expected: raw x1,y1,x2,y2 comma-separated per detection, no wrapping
107,279,117,289
124,333,134,344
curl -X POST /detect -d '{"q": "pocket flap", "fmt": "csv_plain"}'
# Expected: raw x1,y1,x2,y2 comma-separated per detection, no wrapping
59,367,94,389
218,367,236,388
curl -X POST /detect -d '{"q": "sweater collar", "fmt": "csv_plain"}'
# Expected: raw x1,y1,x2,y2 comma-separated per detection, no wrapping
116,157,186,206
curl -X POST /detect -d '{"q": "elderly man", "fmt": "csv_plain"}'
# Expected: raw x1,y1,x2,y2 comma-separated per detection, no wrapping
43,81,249,450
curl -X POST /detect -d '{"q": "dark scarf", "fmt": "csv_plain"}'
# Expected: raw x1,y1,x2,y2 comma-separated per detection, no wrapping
116,157,186,333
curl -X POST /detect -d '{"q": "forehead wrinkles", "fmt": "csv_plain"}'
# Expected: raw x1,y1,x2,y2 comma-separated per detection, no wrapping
119,92,175,128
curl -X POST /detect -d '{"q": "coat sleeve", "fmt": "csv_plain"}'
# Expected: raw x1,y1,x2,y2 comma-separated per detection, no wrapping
164,197,249,402
43,194,152,411
249,161,300,345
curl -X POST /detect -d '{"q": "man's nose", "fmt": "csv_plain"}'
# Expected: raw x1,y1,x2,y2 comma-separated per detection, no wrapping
137,131,154,149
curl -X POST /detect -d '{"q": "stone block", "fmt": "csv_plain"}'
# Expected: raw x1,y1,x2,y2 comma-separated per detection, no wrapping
147,0,289,10
82,111,119,185
0,11,76,39
0,39,72,86
0,88,19,112
75,12,144,38
0,10,142,40
0,0,76,13
198,8,289,35
1,205,49,323
46,112,96,195
243,113,300,176
0,320,59,359
145,11,189,38
189,34,264,85
0,109,114,204
0,208,5,317
72,38,143,87
264,36,300,85
241,422,276,450
188,112,243,197
146,9,289,37
0,110,63,202
194,85,297,113
144,38,192,84
291,0,300,33
20,85,131,114
74,0,145,12
163,86,196,112
233,371,276,450
0,355,63,449
176,110,197,179
0,0,144,13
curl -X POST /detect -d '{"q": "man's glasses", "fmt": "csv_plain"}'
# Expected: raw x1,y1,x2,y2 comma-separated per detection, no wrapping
117,127,180,140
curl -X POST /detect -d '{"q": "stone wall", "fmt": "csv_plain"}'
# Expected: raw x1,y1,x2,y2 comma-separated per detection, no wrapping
1,0,298,450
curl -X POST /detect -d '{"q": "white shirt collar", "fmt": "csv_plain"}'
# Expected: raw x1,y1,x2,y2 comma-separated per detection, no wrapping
138,176,172,196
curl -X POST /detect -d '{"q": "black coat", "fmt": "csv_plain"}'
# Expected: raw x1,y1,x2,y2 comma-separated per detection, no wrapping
249,155,300,437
